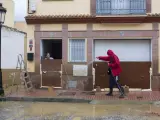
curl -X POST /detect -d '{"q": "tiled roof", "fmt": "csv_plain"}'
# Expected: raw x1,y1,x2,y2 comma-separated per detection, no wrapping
25,14,96,19
25,14,160,24
25,13,160,19
147,13,160,17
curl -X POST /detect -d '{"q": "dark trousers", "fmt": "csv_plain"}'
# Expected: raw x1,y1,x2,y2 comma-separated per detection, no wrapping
109,74,123,93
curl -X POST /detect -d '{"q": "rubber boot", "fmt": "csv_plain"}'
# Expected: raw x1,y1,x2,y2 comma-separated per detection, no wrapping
106,88,113,96
119,93,125,98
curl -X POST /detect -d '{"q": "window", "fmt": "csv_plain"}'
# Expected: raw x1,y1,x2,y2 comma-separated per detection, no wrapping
96,0,146,15
69,39,86,62
111,0,130,14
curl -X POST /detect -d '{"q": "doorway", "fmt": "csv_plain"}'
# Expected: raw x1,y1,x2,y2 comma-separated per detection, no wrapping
40,39,62,87
41,39,62,59
93,39,151,89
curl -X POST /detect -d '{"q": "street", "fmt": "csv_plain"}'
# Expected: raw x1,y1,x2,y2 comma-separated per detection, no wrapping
0,101,160,120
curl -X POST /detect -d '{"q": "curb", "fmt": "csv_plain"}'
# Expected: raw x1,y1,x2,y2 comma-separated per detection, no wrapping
0,96,157,105
0,97,91,103
89,100,154,105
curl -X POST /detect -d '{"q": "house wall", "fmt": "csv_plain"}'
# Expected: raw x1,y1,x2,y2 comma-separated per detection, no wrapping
27,0,160,15
25,0,160,90
1,0,14,27
14,22,28,66
14,21,27,33
93,23,152,30
152,0,160,13
28,0,90,15
1,26,26,86
26,23,160,90
68,24,87,31
2,27,25,69
27,25,35,72
41,24,62,31
27,24,88,73
158,24,160,73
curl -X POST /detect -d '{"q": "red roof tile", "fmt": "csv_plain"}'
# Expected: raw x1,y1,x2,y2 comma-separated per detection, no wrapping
25,14,160,24
25,14,96,19
25,13,160,19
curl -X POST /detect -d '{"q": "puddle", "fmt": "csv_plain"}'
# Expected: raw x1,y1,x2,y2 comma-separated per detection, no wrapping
0,101,160,120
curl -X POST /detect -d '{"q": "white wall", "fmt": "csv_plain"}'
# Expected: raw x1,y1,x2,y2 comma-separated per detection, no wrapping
1,26,25,69
94,39,151,62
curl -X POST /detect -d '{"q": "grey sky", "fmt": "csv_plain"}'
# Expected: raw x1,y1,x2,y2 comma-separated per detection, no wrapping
13,0,26,21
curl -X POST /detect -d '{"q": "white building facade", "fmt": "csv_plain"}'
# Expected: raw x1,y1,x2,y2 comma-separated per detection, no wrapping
2,25,26,69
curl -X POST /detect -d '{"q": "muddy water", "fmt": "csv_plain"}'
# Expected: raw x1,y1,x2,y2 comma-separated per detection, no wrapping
0,101,160,120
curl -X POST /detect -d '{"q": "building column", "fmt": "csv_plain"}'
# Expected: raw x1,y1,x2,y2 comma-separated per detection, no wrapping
62,24,68,62
152,23,160,91
86,23,93,91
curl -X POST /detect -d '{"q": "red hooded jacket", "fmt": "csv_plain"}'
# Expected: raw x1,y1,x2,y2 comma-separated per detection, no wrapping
97,50,122,76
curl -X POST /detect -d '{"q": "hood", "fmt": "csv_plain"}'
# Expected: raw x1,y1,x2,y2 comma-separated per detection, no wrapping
107,49,114,56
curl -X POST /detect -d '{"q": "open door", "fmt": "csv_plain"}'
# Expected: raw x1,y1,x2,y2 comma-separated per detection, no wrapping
41,39,62,87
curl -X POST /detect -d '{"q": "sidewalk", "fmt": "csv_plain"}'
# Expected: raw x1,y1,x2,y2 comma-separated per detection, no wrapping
2,87,160,102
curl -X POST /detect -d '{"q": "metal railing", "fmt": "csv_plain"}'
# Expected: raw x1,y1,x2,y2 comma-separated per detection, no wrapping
96,0,146,15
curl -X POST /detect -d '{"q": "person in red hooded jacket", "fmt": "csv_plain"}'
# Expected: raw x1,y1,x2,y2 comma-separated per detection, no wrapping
97,49,124,98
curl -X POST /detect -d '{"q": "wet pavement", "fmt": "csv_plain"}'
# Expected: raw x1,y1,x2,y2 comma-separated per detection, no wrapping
0,101,160,120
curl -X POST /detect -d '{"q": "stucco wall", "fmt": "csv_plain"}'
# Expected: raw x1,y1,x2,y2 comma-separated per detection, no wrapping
158,24,160,73
1,0,14,27
27,25,35,72
93,23,152,30
41,24,62,31
1,26,25,69
68,24,87,31
27,23,88,72
29,0,90,15
27,23,156,72
28,0,160,16
14,21,27,33
151,0,160,13
40,24,88,31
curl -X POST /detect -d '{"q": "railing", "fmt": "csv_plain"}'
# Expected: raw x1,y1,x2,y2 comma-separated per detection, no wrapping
96,0,146,15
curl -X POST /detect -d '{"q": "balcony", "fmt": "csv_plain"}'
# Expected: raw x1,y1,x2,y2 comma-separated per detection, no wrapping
96,0,146,15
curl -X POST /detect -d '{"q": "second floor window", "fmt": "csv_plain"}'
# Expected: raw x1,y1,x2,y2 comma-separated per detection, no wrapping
96,0,146,15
